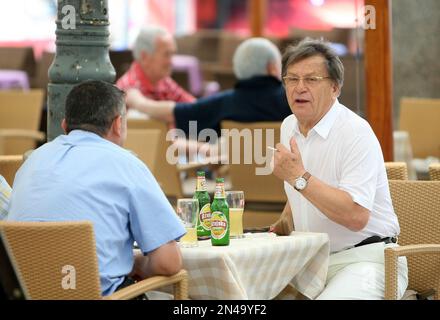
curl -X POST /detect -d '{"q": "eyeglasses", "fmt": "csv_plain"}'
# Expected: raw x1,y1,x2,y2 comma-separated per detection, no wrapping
283,75,331,87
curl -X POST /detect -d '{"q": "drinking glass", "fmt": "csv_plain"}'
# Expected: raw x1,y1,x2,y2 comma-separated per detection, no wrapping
176,198,199,247
226,191,245,239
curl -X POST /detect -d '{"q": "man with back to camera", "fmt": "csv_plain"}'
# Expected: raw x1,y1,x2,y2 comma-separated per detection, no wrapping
271,38,408,299
6,80,186,296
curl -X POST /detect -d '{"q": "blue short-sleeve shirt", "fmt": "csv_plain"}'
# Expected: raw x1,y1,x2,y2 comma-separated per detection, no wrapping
7,130,185,295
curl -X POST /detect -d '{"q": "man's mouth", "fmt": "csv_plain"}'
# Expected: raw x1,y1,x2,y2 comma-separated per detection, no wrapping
295,99,310,104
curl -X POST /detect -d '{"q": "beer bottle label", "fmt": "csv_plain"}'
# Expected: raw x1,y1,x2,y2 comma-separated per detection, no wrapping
214,182,225,199
196,175,207,191
199,203,211,231
211,212,228,239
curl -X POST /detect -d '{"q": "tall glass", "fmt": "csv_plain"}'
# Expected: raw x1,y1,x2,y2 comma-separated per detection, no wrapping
226,191,245,239
176,198,199,247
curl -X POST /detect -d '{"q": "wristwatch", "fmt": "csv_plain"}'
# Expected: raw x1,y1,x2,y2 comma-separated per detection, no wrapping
294,172,311,192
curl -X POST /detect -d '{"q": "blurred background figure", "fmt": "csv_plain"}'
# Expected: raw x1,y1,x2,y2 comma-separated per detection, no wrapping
125,37,291,137
117,25,195,104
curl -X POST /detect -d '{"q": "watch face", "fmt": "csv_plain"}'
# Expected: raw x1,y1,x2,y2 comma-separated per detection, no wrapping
295,177,307,190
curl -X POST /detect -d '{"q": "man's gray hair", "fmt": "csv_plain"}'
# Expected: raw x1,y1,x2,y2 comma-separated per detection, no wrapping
132,26,169,61
282,38,344,88
233,38,282,80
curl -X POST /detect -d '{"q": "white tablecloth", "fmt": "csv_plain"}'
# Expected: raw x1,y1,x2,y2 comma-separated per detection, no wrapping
181,231,330,300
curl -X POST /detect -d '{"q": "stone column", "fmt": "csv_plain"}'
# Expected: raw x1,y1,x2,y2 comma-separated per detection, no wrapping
47,0,115,140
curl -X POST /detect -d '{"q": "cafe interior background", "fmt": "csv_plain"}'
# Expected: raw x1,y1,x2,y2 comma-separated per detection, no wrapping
0,0,439,227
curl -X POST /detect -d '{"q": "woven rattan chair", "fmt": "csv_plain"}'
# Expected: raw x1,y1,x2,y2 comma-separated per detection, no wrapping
385,181,440,300
125,129,161,172
429,163,440,181
0,221,188,300
0,155,23,186
0,90,46,155
385,162,408,180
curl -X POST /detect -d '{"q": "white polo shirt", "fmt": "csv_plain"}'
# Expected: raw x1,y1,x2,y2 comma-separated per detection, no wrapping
281,100,400,253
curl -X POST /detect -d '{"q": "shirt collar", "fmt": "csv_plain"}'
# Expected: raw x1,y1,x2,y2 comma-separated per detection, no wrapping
312,99,341,139
291,100,341,139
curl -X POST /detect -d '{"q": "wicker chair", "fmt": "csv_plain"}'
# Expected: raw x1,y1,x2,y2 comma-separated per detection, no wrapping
429,163,440,181
0,90,46,155
125,129,161,172
385,162,408,180
0,221,188,300
385,181,440,300
0,155,23,186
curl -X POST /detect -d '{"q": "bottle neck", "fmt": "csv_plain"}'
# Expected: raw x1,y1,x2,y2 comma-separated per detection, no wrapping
196,176,207,192
214,182,225,199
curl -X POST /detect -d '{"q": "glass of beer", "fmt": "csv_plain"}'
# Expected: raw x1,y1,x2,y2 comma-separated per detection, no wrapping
226,191,245,239
176,198,199,247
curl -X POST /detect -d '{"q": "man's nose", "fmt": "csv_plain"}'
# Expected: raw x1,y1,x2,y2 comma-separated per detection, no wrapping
294,80,308,93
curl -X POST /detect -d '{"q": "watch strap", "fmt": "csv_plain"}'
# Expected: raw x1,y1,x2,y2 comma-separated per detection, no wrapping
294,171,311,191
303,171,311,182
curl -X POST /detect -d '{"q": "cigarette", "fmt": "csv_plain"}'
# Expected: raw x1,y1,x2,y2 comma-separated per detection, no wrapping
267,146,279,152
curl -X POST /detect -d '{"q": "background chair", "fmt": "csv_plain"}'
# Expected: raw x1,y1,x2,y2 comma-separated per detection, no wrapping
221,121,285,228
385,180,440,300
0,90,45,155
127,118,225,201
385,162,409,180
125,129,161,172
429,163,440,181
127,118,184,201
399,98,440,159
0,47,36,81
0,220,188,300
0,155,23,186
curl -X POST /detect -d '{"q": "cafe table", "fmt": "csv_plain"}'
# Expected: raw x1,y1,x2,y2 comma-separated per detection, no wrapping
179,231,330,300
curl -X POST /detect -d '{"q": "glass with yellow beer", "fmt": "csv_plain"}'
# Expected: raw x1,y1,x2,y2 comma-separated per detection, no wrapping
176,198,199,247
226,191,245,239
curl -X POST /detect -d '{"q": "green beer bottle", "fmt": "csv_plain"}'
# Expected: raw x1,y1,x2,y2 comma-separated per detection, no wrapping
193,171,212,239
210,177,230,246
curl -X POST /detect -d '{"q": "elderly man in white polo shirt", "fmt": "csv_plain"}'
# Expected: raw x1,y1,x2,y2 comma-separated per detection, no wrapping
271,38,408,300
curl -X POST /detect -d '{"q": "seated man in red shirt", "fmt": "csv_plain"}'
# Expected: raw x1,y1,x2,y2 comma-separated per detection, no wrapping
117,26,195,103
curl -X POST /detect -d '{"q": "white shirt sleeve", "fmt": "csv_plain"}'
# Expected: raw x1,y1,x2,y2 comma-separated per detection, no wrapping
337,129,382,211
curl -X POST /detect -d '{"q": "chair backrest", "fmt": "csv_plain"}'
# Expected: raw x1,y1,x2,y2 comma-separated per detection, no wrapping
221,121,286,203
389,180,440,293
0,155,23,186
125,129,161,172
399,98,440,158
0,47,36,78
385,162,408,180
0,89,44,155
429,163,440,181
127,118,182,199
0,221,102,300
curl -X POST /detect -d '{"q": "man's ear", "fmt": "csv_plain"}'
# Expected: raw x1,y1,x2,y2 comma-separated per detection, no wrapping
111,115,122,138
139,50,151,66
61,119,68,134
332,82,341,98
